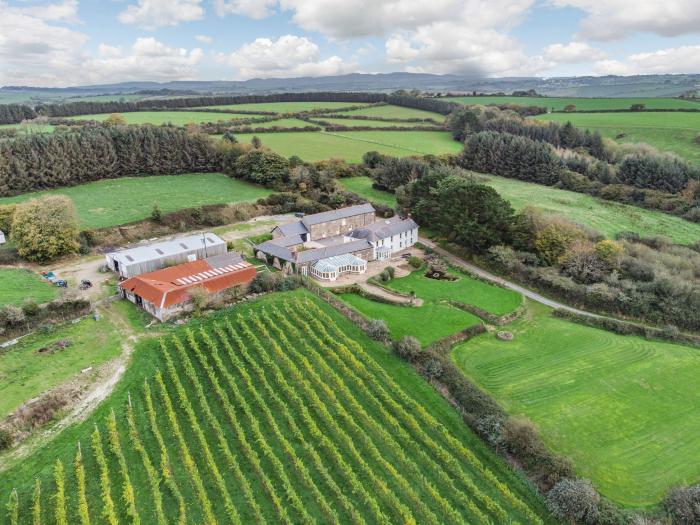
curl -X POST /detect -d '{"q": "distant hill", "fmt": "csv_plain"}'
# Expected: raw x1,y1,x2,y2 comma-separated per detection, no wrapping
1,72,698,104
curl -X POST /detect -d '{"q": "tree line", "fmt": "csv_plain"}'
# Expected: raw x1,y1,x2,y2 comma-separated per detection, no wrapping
0,126,216,196
0,104,37,125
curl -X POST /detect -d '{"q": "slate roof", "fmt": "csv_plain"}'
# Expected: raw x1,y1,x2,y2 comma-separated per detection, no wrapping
270,234,305,248
295,239,372,264
301,203,375,227
350,217,418,242
255,240,294,261
275,221,309,237
256,238,372,264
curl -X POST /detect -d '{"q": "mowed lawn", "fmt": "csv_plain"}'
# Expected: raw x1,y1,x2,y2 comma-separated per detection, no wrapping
481,174,700,244
235,131,462,162
386,268,522,316
336,105,446,121
339,293,480,346
453,301,700,508
0,268,58,306
0,173,271,229
67,111,256,125
200,101,369,112
444,95,700,111
533,111,700,164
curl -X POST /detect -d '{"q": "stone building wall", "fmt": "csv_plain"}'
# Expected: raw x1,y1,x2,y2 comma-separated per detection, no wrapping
308,211,375,240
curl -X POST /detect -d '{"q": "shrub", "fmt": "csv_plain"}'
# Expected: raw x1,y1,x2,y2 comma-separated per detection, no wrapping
386,266,396,279
393,335,422,361
0,305,26,328
664,484,700,524
422,358,444,379
546,478,600,524
408,256,422,268
367,319,389,340
10,195,80,263
476,414,505,448
249,272,301,293
0,427,12,451
151,204,162,223
233,150,290,188
0,204,16,234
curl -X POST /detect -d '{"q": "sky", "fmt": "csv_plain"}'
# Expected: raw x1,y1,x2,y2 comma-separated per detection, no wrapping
0,0,699,87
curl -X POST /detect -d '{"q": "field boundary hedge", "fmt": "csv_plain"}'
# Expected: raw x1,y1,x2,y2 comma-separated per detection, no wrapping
445,300,525,326
552,309,700,348
300,276,574,498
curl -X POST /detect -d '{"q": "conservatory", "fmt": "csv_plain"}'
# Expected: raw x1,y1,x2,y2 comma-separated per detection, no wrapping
310,253,367,281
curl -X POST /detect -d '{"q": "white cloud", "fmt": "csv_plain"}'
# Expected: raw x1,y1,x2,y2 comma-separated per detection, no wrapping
385,35,419,63
277,0,543,76
0,1,204,87
118,0,204,30
212,0,276,19
195,34,213,44
16,0,80,23
0,1,88,86
552,0,700,40
594,45,700,75
543,41,606,63
219,35,355,79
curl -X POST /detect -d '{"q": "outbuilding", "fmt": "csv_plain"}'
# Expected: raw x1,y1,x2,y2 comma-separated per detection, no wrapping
0,230,5,245
105,233,226,279
119,252,255,321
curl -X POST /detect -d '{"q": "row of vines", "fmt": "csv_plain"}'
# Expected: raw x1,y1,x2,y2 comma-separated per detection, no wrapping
3,295,544,524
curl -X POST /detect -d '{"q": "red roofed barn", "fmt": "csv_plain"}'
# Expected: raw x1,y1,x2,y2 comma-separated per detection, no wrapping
119,252,256,321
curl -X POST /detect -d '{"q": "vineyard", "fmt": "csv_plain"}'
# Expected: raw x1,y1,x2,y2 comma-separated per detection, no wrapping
1,291,549,524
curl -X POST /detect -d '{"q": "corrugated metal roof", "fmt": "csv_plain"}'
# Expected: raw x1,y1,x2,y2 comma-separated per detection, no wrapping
119,252,255,308
301,203,375,227
107,233,225,265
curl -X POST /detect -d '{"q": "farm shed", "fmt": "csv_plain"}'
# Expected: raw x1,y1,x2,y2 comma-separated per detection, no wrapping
119,252,255,321
105,233,226,278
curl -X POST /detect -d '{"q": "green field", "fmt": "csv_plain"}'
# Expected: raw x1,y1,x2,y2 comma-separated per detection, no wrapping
68,111,256,125
236,130,462,162
340,176,398,206
0,268,58,307
318,117,443,128
0,290,550,524
201,101,369,113
339,293,481,346
337,105,446,121
0,302,136,419
453,301,700,508
482,174,700,244
0,173,271,229
0,123,54,133
533,111,700,164
386,268,522,316
444,95,700,111
341,175,700,244
232,117,316,129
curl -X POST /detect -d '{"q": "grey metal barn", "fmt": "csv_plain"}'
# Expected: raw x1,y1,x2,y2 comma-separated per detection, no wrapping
105,233,227,278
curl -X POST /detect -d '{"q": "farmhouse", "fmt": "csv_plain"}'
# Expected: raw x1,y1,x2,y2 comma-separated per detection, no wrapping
105,233,226,279
256,204,418,281
119,252,255,321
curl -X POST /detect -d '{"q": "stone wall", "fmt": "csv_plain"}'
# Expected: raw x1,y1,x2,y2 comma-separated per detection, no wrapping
308,211,375,240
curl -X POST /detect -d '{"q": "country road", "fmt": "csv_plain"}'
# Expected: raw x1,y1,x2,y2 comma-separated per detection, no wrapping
419,237,602,318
